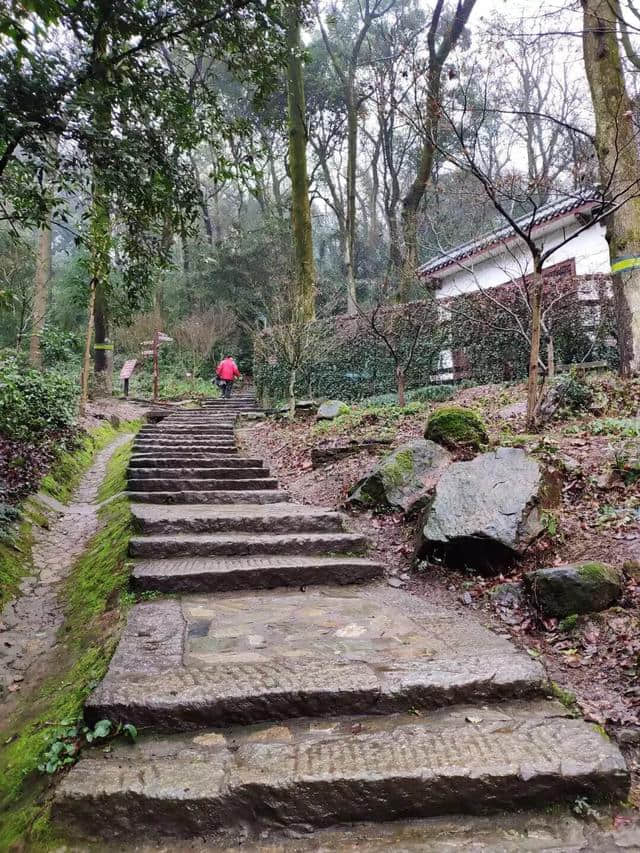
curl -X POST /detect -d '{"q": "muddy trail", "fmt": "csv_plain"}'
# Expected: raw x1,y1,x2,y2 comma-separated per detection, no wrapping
0,433,134,716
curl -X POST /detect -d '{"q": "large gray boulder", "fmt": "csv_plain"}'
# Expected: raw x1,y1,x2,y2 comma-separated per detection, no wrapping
317,400,349,420
348,440,451,514
418,447,555,566
525,563,624,618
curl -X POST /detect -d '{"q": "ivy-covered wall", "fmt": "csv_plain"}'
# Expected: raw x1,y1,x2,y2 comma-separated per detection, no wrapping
254,275,616,403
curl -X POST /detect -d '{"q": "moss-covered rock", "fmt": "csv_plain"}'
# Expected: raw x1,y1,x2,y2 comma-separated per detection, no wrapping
347,440,451,514
425,406,488,451
525,562,623,618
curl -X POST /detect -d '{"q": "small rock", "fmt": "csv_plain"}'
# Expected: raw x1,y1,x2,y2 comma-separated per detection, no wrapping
461,591,473,606
558,454,581,476
595,470,617,489
316,400,349,420
489,582,524,610
387,577,405,588
525,562,624,618
497,400,527,419
109,414,121,429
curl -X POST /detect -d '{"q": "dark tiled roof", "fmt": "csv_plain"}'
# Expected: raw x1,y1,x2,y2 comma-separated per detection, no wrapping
417,196,604,278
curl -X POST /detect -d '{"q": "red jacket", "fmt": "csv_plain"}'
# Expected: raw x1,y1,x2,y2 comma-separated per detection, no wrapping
216,357,240,381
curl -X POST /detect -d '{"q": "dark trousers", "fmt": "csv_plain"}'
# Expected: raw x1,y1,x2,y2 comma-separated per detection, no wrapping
221,380,233,398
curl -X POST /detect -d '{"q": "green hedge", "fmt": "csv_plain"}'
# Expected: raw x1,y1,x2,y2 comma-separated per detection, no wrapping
254,276,616,403
254,306,445,404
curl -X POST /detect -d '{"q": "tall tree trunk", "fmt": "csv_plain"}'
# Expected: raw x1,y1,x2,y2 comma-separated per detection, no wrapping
90,183,112,397
29,217,51,367
387,212,403,277
582,0,640,375
368,133,381,253
91,20,112,397
286,3,316,323
345,94,358,314
191,154,214,244
399,95,439,302
398,0,477,302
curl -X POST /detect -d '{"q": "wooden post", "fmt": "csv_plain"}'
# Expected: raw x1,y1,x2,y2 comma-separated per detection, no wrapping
152,329,159,402
124,377,129,398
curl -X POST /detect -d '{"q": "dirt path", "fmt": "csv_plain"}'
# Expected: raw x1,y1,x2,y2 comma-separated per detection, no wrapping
0,433,133,715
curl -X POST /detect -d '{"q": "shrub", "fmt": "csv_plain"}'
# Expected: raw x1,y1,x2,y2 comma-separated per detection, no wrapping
0,355,77,441
40,327,82,366
425,405,488,450
590,417,640,437
554,370,594,416
409,385,455,403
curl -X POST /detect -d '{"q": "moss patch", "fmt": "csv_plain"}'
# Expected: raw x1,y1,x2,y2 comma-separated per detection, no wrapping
558,614,579,632
425,406,488,451
577,561,617,584
97,438,134,503
41,419,142,504
382,448,414,487
0,484,133,848
550,681,580,716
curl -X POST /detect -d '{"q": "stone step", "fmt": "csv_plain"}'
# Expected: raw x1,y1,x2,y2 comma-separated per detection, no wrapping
129,455,263,469
127,477,279,493
128,467,270,481
133,446,237,455
135,436,236,445
129,530,367,558
138,426,234,438
133,444,237,455
139,426,235,434
81,591,546,730
201,406,260,411
132,554,384,592
131,503,345,535
127,489,291,505
55,700,628,841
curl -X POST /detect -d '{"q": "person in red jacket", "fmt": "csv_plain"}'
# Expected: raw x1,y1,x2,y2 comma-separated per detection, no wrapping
215,355,241,398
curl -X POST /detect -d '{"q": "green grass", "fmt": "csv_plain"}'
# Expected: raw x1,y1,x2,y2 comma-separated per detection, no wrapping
97,438,134,503
1,421,140,614
41,419,142,504
0,498,52,611
0,467,134,848
62,496,133,642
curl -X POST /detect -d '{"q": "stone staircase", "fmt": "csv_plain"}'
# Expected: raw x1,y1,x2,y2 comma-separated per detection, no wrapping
54,393,629,844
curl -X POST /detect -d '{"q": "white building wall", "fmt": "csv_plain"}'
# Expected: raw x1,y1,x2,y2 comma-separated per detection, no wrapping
434,219,610,301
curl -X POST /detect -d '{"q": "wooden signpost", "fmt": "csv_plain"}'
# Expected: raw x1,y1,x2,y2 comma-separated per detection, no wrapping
141,331,173,401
